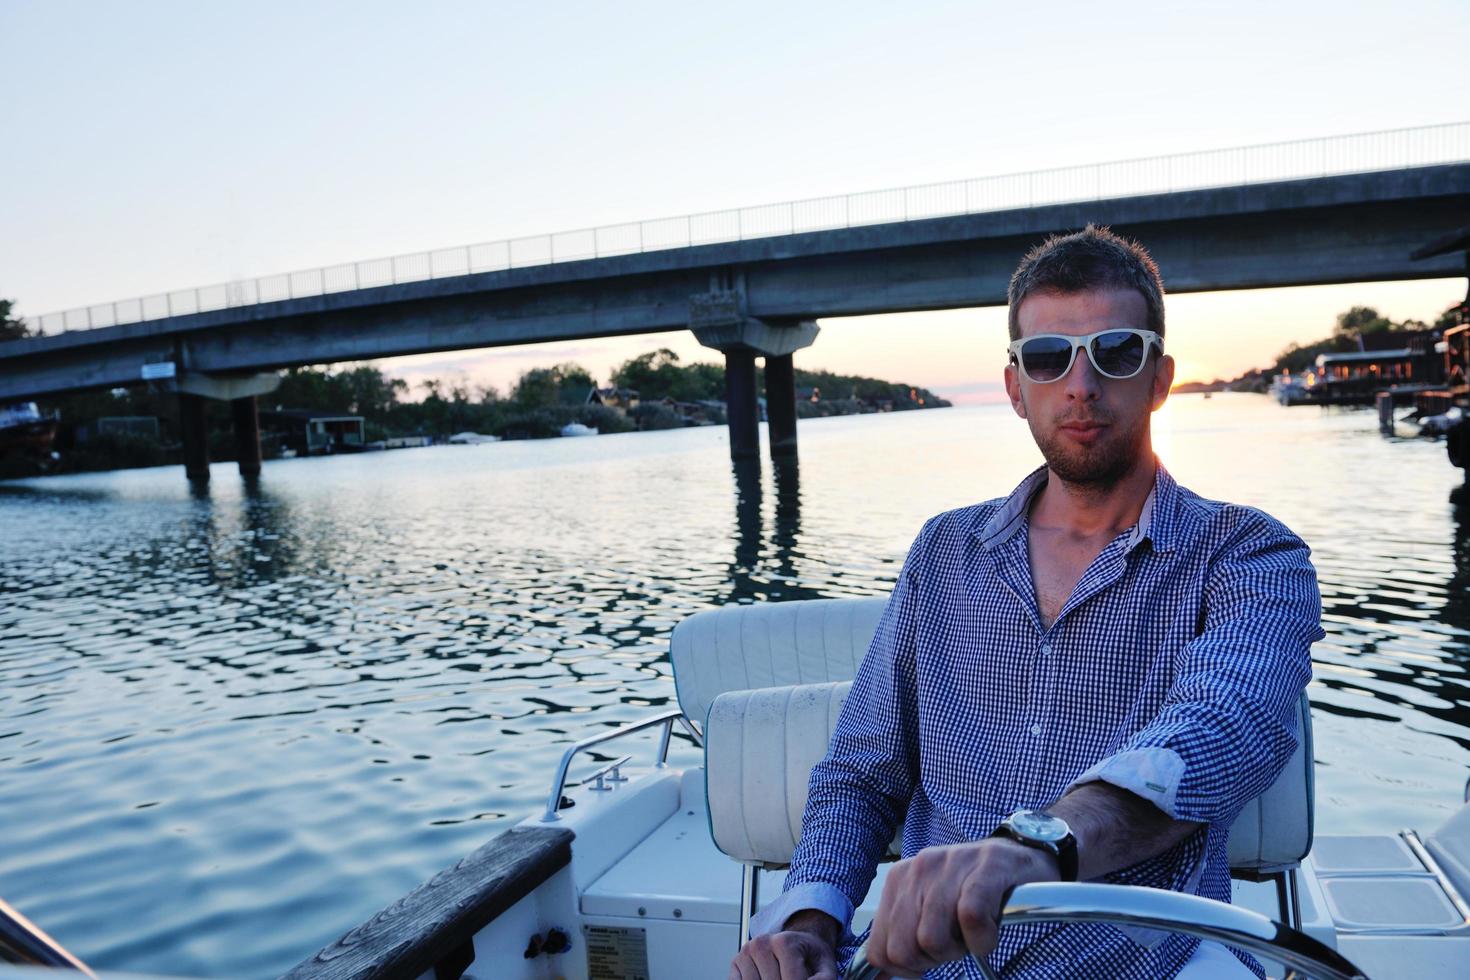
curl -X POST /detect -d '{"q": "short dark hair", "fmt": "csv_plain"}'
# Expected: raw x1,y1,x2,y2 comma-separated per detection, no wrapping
1007,225,1165,341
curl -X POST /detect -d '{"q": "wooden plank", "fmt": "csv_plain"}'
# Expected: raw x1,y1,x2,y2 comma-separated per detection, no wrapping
281,826,574,980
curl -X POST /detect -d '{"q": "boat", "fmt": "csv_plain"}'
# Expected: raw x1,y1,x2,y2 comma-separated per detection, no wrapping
4,597,1468,978
1419,407,1464,436
447,431,502,445
1270,376,1311,407
0,402,59,455
560,422,599,438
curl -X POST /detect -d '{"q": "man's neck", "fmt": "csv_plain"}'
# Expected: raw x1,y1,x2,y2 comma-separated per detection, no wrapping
1030,453,1157,539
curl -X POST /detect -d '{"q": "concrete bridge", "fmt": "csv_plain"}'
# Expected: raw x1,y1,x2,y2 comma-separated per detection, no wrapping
5,127,1469,479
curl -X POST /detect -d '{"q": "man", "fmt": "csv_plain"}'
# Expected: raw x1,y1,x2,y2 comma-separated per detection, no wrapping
729,226,1323,980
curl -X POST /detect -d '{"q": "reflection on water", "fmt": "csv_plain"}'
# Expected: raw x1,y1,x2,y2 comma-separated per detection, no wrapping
730,455,812,604
1,396,1468,978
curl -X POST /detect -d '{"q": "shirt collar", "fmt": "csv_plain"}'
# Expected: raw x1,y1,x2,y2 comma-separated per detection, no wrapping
976,457,1178,556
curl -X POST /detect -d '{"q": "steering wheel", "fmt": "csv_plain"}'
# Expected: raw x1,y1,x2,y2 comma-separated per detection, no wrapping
843,881,1367,980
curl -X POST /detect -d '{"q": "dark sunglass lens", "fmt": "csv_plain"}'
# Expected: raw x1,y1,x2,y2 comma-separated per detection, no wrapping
1020,337,1075,381
1091,331,1146,378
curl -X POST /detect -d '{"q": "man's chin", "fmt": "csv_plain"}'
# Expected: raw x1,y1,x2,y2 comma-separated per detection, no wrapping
1042,443,1138,487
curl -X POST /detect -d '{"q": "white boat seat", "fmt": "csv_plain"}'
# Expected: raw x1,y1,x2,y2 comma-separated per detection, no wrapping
669,597,885,730
705,678,1316,876
1227,692,1314,875
705,681,902,867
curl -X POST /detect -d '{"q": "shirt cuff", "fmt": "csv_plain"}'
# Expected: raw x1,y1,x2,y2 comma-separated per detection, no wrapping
747,880,854,940
1065,747,1185,820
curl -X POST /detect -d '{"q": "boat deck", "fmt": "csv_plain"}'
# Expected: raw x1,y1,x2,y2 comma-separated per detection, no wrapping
571,768,1470,979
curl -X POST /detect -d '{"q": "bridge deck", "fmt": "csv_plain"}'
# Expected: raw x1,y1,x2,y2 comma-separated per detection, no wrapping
3,163,1469,403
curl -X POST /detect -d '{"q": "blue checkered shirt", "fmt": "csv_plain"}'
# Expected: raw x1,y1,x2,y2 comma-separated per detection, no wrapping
749,460,1323,978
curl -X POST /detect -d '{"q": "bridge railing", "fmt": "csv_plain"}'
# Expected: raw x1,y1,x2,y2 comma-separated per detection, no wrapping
30,121,1470,336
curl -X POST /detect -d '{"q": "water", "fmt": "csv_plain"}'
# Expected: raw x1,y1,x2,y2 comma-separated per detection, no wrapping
2,395,1467,978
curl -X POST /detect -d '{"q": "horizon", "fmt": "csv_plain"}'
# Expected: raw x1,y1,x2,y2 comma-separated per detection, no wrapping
358,276,1463,407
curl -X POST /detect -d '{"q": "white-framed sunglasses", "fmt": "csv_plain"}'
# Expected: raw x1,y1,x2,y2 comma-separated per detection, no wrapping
1007,328,1164,384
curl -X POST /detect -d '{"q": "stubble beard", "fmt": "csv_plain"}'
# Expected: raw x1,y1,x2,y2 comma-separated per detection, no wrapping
1028,410,1151,493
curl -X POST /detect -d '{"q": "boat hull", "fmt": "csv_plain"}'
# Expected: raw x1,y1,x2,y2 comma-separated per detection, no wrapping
0,418,58,455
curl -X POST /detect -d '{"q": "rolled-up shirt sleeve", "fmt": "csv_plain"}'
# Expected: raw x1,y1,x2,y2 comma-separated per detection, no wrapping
750,521,928,939
1066,511,1323,825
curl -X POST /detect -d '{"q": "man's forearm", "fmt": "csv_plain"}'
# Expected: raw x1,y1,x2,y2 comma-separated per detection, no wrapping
782,908,843,950
1048,781,1203,880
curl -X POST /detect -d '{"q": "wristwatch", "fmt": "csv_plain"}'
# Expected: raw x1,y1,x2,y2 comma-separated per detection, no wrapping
990,809,1079,882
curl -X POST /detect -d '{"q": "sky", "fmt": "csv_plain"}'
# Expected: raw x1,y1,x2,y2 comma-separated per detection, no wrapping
2,1,1467,403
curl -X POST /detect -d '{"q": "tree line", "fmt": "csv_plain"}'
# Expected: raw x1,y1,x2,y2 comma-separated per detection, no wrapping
261,348,950,438
3,295,950,475
1268,303,1463,376
1175,300,1466,392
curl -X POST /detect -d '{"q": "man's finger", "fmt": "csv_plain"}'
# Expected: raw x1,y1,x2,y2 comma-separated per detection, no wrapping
913,861,966,967
955,872,1001,963
730,950,757,980
769,933,811,979
747,939,784,980
880,853,942,976
873,874,928,975
868,860,905,972
809,941,841,980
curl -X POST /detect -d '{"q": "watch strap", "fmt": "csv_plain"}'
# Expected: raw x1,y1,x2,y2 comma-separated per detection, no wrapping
990,816,1079,882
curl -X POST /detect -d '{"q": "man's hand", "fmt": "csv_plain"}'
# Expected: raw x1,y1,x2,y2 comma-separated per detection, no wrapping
867,838,1060,978
729,908,842,980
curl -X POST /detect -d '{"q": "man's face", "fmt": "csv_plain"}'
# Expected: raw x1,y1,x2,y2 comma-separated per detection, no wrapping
1003,288,1175,488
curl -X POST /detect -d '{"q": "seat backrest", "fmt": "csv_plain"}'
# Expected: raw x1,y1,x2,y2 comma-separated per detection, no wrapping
705,680,906,867
705,672,1314,875
1226,692,1314,873
669,597,885,728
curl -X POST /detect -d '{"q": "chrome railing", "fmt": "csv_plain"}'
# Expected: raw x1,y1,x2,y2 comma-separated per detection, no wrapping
539,708,702,822
0,898,95,975
843,881,1366,980
28,121,1470,337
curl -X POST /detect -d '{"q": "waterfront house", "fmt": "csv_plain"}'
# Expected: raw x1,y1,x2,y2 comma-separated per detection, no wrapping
655,397,720,426
1310,328,1444,404
1313,349,1414,401
585,387,640,416
74,416,160,443
261,409,365,455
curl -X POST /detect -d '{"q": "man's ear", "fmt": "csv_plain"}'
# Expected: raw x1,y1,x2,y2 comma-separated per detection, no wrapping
1151,353,1176,412
1005,362,1027,419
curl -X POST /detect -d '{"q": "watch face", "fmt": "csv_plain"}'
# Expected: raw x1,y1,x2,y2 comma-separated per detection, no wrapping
1009,809,1069,842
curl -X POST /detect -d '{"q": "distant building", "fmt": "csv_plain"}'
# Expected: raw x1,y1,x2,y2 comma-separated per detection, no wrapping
586,387,640,416
1312,328,1445,403
656,397,711,425
261,410,365,455
75,416,160,443
1314,349,1414,396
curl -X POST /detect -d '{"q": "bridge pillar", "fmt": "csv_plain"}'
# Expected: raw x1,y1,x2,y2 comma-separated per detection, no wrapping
163,370,280,481
724,350,760,460
231,396,263,477
178,393,210,483
764,353,798,457
690,290,818,461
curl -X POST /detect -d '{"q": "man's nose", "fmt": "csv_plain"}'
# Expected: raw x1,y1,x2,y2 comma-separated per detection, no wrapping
1063,346,1104,400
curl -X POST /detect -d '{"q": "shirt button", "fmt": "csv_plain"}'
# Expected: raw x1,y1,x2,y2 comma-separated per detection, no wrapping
1040,643,1052,656
1029,723,1042,735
